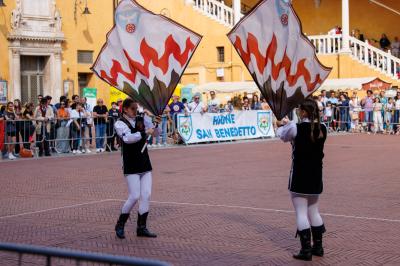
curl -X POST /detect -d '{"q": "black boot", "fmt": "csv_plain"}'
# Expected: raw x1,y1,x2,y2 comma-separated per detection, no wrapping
137,212,157,238
115,213,130,239
293,228,312,261
311,224,326,257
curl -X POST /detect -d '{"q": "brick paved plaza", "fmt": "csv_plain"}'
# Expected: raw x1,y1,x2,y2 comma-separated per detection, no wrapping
0,134,400,265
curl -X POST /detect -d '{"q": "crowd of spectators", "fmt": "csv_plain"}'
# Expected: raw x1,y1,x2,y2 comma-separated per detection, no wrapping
0,95,123,160
315,89,400,134
2,88,399,160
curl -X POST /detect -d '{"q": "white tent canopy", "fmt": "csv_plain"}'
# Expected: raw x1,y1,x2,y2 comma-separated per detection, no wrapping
318,77,376,91
192,82,259,94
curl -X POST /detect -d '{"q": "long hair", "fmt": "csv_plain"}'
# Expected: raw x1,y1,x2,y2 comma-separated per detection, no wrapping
299,99,323,142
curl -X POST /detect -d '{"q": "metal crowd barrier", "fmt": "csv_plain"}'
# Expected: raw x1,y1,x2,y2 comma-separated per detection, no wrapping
318,105,400,133
0,242,169,266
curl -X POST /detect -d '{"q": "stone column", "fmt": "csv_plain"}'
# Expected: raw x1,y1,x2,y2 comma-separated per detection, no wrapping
10,50,21,100
341,0,351,52
233,0,241,25
53,51,62,100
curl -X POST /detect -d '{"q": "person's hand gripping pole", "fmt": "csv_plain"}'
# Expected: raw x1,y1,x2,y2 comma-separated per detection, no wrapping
141,116,161,153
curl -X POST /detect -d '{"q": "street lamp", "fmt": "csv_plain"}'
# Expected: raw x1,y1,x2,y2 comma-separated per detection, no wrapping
82,0,91,14
0,0,6,7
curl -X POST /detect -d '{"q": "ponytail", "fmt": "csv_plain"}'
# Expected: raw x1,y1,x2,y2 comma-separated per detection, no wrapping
300,99,323,142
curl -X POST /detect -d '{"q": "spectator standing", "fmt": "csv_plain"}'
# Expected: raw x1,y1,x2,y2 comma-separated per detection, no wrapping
81,97,92,153
187,93,206,113
207,91,220,113
13,99,23,155
320,90,328,105
169,95,185,132
70,103,84,154
242,98,251,111
55,101,70,153
385,98,394,134
55,96,67,110
34,98,54,156
391,37,400,58
4,102,17,160
373,98,384,133
46,96,57,153
21,103,35,150
349,95,360,132
338,94,350,132
93,98,108,153
361,90,374,132
155,105,170,147
379,34,391,51
261,97,270,110
324,102,333,130
251,94,262,110
224,101,234,112
106,102,120,152
394,92,400,134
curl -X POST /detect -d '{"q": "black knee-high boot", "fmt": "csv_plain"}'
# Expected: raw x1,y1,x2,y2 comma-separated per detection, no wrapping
311,224,326,257
137,212,157,238
293,228,312,261
115,213,130,239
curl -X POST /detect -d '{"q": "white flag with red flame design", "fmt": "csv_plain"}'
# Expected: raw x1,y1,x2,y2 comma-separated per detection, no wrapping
227,0,331,120
92,0,202,115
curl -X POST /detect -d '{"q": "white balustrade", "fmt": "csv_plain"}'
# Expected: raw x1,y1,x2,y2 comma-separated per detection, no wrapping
193,0,234,27
307,34,400,79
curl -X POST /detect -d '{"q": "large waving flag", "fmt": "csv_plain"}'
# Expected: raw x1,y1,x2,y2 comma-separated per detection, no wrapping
92,0,202,116
227,0,331,120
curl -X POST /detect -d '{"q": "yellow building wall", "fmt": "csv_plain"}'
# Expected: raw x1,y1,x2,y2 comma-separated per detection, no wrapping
136,0,253,84
2,0,400,104
0,1,16,85
241,0,400,42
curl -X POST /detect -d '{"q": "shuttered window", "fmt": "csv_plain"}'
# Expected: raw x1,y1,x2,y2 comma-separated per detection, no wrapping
77,50,94,64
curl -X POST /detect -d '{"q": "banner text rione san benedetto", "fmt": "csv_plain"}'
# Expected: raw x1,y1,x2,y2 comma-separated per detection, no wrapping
177,111,275,144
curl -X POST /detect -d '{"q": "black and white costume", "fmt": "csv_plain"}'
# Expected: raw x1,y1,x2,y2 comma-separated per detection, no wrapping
113,114,158,238
277,119,327,260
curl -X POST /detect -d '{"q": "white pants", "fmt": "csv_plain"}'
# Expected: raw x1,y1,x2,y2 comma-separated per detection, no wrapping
373,111,384,132
121,172,152,215
291,193,324,230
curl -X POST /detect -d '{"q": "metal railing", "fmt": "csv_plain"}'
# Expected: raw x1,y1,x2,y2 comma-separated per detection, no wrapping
192,0,235,27
317,105,400,134
0,242,169,266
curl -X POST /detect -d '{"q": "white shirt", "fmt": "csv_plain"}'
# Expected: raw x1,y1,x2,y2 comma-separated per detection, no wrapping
324,107,333,117
396,99,400,110
188,101,205,113
114,115,157,144
276,121,297,142
208,98,220,112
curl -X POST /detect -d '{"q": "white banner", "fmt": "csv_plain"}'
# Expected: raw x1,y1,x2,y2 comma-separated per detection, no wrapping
177,111,275,144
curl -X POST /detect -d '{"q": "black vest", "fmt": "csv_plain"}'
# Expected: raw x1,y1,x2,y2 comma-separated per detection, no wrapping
119,116,152,175
289,122,327,195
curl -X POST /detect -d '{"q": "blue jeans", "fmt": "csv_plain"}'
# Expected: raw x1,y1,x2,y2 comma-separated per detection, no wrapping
394,110,400,132
95,124,106,149
155,116,168,145
364,111,373,131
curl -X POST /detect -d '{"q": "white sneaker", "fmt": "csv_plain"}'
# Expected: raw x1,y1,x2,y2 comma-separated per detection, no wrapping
81,149,86,154
99,148,104,152
76,150,82,154
86,148,91,153
157,143,162,147
96,149,100,153
72,150,77,154
148,144,153,148
8,153,16,160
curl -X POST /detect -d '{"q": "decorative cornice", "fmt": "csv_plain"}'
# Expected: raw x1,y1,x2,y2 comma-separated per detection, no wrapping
7,34,65,42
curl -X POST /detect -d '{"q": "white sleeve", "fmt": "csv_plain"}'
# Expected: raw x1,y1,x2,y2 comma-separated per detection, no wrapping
114,120,142,144
276,121,297,142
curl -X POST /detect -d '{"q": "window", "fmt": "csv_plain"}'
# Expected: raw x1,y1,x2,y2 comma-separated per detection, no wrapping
217,46,225,62
77,50,94,64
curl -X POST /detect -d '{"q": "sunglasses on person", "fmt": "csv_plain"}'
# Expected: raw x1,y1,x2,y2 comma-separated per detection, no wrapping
194,97,200,100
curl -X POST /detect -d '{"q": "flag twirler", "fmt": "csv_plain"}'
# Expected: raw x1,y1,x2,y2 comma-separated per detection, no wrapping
227,0,331,120
92,0,202,116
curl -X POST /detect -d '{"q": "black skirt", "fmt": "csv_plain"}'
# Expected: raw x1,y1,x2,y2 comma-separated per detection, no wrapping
288,123,327,195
